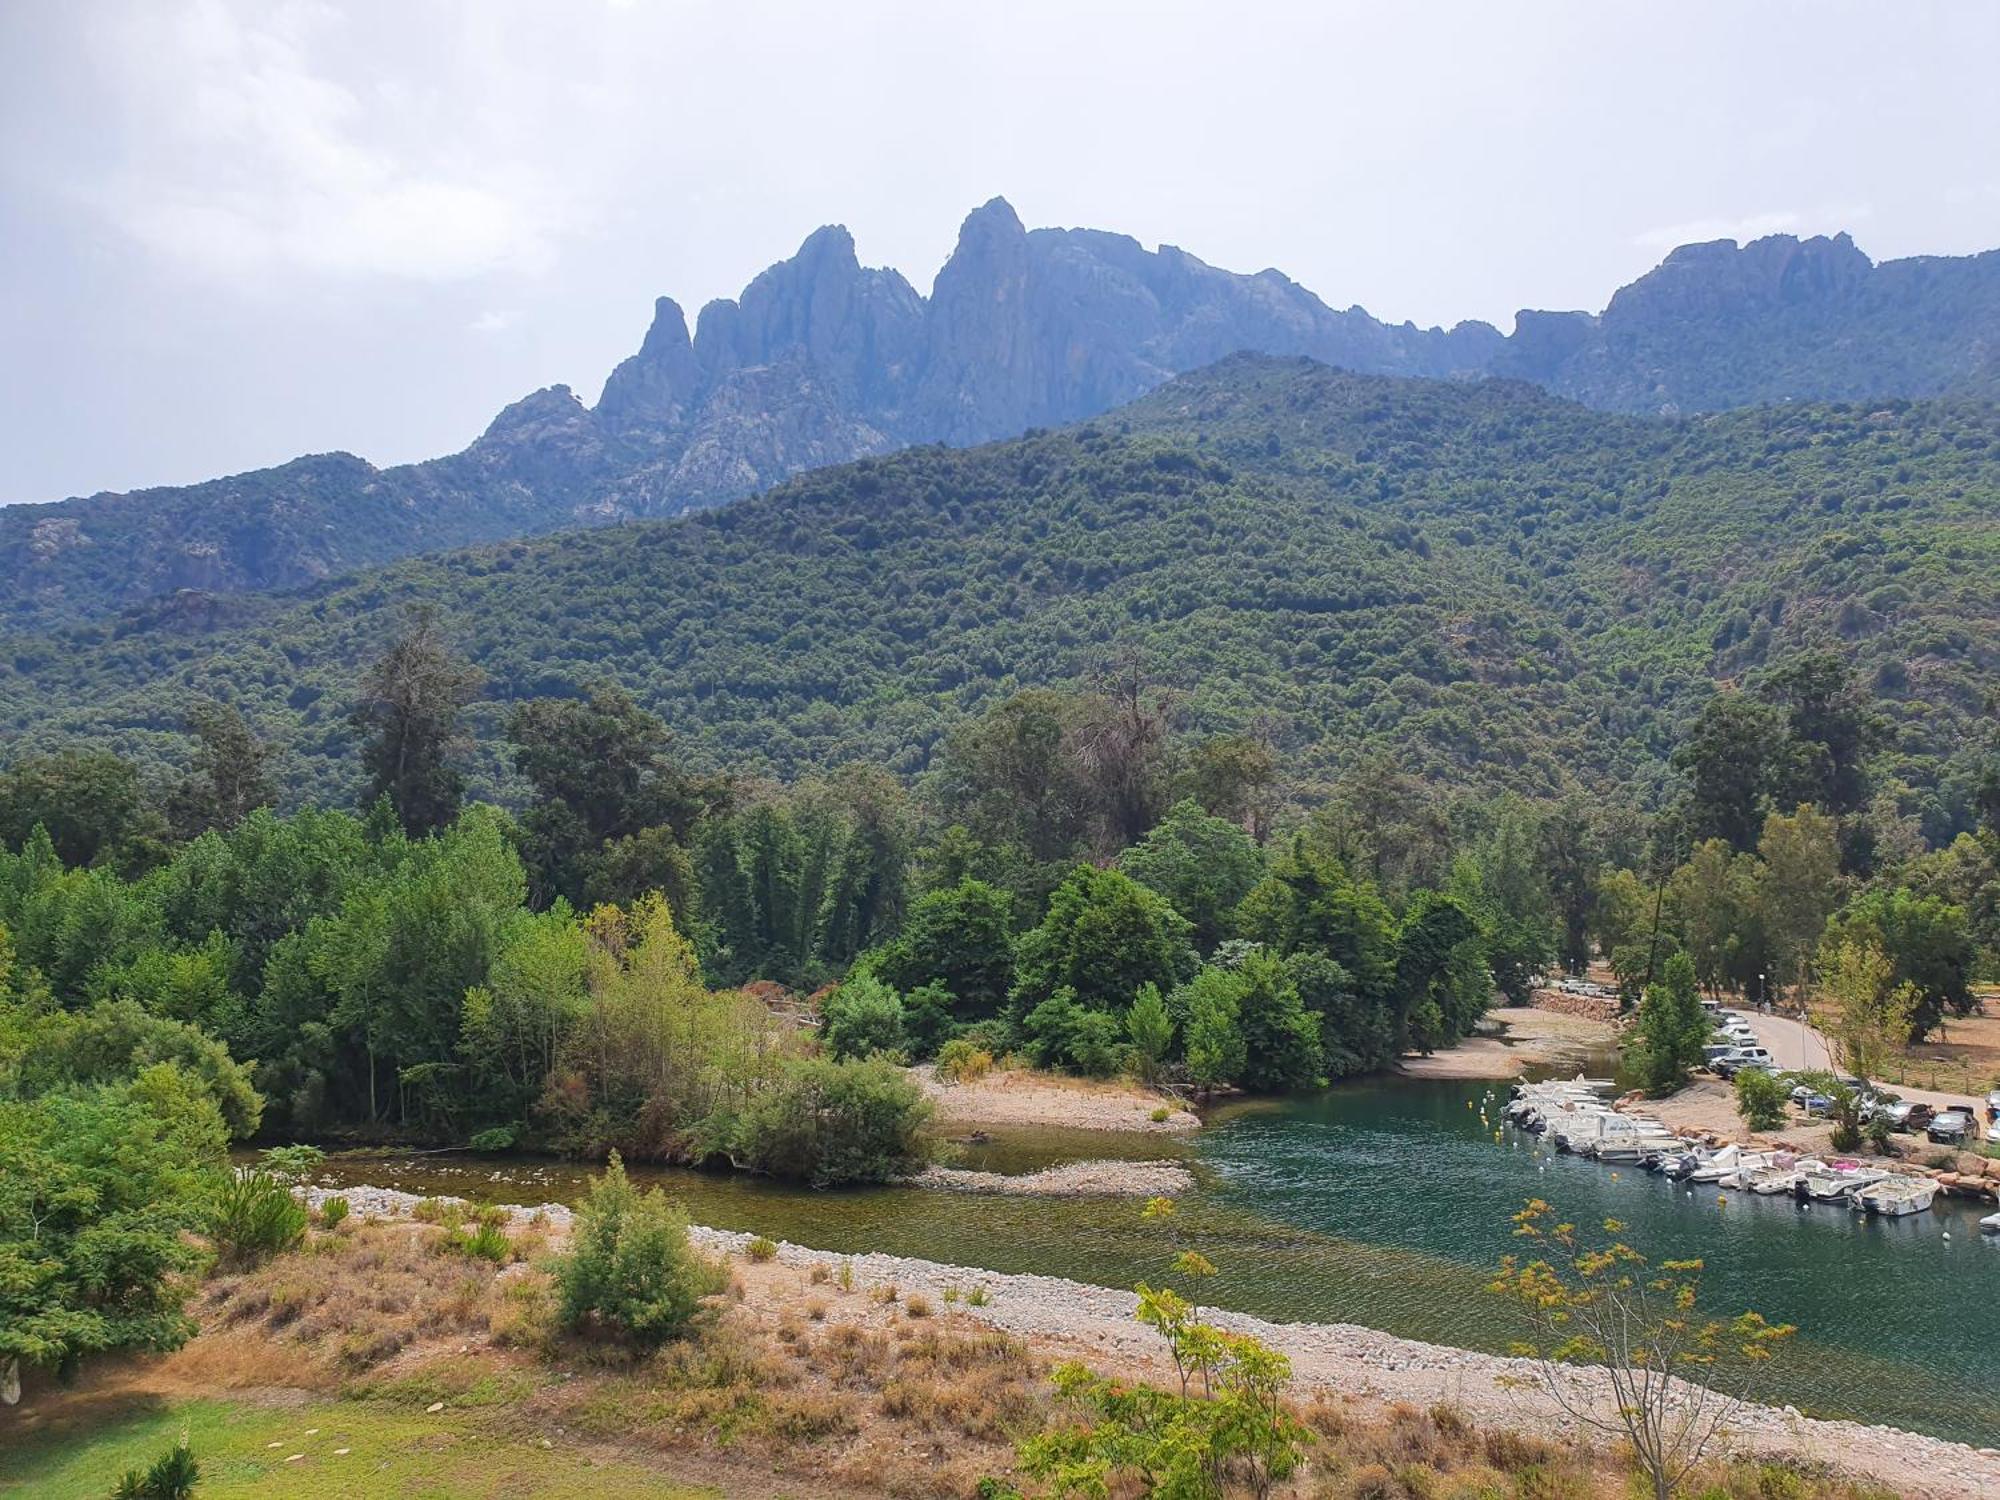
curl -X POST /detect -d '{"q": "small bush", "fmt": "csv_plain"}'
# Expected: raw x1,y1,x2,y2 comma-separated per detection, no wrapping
469,1124,518,1152
728,1056,933,1186
209,1170,308,1269
936,1038,995,1084
317,1195,350,1230
809,1261,831,1284
1149,1105,1171,1123
448,1223,511,1263
837,1260,855,1291
555,1154,723,1348
112,1436,199,1500
965,1285,989,1308
744,1236,779,1263
820,976,909,1061
873,1283,899,1305
805,1298,828,1322
1734,1068,1789,1131
905,1294,932,1318
412,1196,464,1226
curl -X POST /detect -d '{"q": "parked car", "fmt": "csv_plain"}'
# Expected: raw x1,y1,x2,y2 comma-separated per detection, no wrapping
1714,1047,1775,1077
1985,1087,2000,1115
1986,1118,2000,1145
1883,1100,1936,1133
1927,1109,1974,1145
1788,1083,1834,1114
1702,1044,1738,1066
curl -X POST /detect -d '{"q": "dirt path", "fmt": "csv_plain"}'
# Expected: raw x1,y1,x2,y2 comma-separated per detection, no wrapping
1744,1011,1987,1117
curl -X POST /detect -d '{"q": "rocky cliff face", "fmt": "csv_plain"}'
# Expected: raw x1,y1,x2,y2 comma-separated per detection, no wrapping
7,203,1999,630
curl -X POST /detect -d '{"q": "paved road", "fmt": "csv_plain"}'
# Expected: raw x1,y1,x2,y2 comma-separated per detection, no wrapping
1741,1009,1983,1117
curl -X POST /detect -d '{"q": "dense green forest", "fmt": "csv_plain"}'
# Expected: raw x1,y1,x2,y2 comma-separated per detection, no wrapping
6,474,1998,1390
4,357,1996,846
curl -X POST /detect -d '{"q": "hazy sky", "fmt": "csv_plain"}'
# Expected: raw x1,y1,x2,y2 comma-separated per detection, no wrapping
3,1,1997,506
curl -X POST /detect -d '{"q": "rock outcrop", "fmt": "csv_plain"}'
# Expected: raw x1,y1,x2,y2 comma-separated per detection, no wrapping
7,203,1999,630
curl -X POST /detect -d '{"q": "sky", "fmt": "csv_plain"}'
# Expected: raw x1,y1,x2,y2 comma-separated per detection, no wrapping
2,2,1998,507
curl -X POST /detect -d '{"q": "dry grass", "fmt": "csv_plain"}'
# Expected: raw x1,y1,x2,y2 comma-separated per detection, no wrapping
37,1215,1933,1500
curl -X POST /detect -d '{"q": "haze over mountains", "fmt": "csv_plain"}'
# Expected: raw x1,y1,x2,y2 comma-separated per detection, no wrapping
5,198,2000,632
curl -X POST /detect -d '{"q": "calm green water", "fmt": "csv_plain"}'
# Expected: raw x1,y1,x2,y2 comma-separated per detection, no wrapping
310,1076,2000,1447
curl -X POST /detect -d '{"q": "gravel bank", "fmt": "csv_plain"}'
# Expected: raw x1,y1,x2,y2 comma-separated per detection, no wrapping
298,1183,2000,1498
911,1159,1193,1196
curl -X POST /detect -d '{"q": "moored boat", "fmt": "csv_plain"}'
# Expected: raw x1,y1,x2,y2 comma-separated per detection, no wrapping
1853,1176,1937,1217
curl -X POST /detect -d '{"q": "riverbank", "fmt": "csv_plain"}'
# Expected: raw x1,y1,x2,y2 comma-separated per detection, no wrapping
1396,1005,1620,1080
1616,1077,2000,1204
912,1061,1200,1133
286,1184,2000,1499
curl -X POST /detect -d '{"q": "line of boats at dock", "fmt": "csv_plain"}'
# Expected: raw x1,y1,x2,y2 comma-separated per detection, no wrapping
1501,1077,1983,1224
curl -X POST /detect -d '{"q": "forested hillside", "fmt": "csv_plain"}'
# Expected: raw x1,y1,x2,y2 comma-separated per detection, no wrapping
6,206,1998,632
3,356,1996,839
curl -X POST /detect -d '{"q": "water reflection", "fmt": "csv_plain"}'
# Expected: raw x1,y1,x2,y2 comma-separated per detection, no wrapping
303,1072,2000,1447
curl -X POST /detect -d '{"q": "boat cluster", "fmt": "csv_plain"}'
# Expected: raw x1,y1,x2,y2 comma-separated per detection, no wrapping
1503,1078,1942,1218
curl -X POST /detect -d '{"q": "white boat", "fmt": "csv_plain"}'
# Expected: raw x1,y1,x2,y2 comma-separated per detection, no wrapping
1981,1210,2000,1234
1716,1151,1777,1190
1853,1176,1937,1218
1690,1145,1743,1183
1800,1165,1890,1202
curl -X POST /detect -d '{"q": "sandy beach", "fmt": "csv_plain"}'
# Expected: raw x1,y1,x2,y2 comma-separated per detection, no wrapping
912,1062,1201,1133
1396,1006,1621,1080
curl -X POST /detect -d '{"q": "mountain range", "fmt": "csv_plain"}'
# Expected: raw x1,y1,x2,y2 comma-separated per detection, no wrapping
5,199,1999,632
6,355,1994,839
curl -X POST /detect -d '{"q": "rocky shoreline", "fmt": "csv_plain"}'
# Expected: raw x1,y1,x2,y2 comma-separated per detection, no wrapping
297,1183,2000,1499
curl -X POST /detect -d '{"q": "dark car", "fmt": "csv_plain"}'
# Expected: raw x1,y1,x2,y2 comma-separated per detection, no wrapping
1927,1109,1974,1145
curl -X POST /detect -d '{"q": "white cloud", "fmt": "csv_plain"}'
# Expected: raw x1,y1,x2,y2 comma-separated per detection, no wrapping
1632,211,1803,252
468,308,519,335
78,0,570,282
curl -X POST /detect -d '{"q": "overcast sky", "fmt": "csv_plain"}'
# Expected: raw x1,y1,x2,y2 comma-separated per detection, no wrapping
3,1,1997,506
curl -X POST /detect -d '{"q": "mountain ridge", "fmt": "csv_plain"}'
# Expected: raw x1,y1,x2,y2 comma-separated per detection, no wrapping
6,201,1999,631
7,355,1994,839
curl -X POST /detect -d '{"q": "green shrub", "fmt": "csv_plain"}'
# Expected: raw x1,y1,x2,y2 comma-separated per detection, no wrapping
448,1222,512,1263
1021,990,1125,1076
111,1436,199,1500
469,1124,519,1152
744,1236,779,1263
209,1170,307,1269
318,1195,350,1229
819,975,908,1061
728,1056,932,1186
555,1154,722,1348
935,1037,994,1084
1733,1067,1789,1131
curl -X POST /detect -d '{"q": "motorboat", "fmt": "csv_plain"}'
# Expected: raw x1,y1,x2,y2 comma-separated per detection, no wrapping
1852,1176,1937,1218
1797,1164,1892,1202
1690,1145,1744,1183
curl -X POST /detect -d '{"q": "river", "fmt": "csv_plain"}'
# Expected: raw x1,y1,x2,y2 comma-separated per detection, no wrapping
307,1072,2000,1448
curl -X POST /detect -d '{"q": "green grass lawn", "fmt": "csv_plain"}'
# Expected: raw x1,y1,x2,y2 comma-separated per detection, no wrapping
0,1394,719,1499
